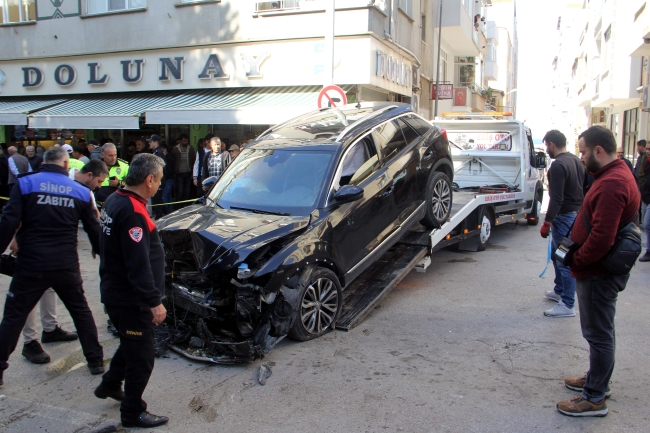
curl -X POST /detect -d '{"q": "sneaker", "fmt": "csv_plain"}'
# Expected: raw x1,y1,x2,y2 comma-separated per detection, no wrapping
544,290,561,302
88,359,105,375
41,326,78,343
557,395,608,417
638,252,650,262
22,341,51,364
544,301,575,317
565,374,612,398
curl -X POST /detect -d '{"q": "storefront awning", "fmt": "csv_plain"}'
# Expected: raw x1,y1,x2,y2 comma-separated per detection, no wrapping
0,97,67,125
28,91,182,130
144,86,330,125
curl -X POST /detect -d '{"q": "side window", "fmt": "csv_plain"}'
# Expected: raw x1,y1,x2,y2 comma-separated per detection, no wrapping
372,120,407,162
396,117,420,145
403,114,433,136
332,136,380,192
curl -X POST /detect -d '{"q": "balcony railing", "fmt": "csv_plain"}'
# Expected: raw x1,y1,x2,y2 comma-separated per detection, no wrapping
255,0,384,13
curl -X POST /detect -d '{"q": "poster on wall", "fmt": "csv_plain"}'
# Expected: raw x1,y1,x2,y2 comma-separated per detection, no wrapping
431,84,453,100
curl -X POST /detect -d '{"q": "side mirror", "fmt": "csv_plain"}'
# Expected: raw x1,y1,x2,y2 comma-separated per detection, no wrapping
201,176,218,194
333,185,364,204
535,152,547,169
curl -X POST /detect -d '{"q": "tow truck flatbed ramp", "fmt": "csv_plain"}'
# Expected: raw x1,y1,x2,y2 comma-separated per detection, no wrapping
336,190,529,331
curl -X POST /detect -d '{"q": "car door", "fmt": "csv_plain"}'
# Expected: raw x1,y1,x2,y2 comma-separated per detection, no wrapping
328,134,389,278
372,118,423,228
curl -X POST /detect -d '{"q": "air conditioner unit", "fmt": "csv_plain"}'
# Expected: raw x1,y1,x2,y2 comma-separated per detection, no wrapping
643,86,650,111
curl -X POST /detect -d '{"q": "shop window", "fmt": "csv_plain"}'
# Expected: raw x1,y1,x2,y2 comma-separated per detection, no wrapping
87,0,146,15
0,0,35,24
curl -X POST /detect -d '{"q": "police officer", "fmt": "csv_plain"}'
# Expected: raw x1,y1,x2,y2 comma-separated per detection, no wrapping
0,146,105,387
63,144,85,172
95,153,169,428
95,143,129,203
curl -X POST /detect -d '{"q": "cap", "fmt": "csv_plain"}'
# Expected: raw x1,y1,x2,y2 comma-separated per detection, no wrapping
228,144,240,151
147,134,162,143
87,139,99,147
62,144,73,153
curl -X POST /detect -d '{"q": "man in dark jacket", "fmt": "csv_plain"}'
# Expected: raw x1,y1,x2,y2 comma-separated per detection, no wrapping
192,137,208,197
638,142,650,262
0,146,105,387
201,136,231,190
172,134,195,206
7,146,31,193
161,143,175,215
634,139,647,224
556,126,640,417
147,135,165,218
540,130,585,318
96,153,168,429
25,146,43,171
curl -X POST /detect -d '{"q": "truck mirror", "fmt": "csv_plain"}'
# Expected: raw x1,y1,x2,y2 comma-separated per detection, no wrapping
535,152,547,169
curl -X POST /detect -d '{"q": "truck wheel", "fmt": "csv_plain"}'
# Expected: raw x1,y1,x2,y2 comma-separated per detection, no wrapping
477,209,494,252
527,191,542,226
421,171,453,228
288,268,342,342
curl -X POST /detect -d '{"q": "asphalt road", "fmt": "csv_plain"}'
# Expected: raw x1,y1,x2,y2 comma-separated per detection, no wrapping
1,200,649,432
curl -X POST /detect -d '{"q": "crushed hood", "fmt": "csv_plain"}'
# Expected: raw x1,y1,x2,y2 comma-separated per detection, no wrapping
157,205,310,273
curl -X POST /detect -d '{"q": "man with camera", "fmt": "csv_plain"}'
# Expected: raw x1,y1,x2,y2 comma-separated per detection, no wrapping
540,130,586,318
555,126,640,417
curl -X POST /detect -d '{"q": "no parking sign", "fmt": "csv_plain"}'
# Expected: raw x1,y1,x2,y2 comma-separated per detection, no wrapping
317,85,347,109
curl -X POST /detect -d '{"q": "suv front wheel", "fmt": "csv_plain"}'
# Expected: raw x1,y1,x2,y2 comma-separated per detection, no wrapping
421,171,453,228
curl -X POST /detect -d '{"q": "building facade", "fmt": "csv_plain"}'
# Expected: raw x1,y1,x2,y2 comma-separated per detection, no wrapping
0,0,436,150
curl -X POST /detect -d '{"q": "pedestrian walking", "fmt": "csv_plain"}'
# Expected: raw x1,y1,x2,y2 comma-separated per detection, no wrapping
95,143,129,203
540,130,585,317
0,146,105,387
95,153,169,428
638,142,650,262
634,139,646,225
6,146,32,194
172,133,195,206
556,126,640,417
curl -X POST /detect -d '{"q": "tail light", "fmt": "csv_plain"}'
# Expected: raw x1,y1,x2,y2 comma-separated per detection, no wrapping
440,128,448,142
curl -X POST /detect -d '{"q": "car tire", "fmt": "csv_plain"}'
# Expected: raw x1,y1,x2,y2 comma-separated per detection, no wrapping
527,190,542,226
477,208,494,252
288,267,342,342
421,171,453,228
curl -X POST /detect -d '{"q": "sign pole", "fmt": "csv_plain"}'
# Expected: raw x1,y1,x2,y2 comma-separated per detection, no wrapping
434,0,444,118
324,0,335,87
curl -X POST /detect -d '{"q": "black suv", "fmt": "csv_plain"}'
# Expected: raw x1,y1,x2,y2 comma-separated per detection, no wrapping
156,102,453,362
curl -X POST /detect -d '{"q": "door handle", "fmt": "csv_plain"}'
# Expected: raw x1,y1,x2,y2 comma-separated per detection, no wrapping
381,186,395,197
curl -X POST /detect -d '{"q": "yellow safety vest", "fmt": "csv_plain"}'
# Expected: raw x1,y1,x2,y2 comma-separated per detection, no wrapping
100,159,129,187
68,158,85,171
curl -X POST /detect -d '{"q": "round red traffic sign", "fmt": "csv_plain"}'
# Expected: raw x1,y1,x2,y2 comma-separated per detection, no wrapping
317,85,347,109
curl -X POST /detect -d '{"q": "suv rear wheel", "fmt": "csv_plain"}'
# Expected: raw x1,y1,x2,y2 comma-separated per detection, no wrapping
422,171,453,228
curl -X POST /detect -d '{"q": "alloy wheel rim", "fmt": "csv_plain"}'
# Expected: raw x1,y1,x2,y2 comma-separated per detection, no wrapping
301,277,339,335
431,179,451,220
480,215,491,244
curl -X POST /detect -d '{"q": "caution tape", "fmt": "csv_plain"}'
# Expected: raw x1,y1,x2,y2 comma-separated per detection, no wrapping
148,199,198,207
0,197,9,200
539,229,553,278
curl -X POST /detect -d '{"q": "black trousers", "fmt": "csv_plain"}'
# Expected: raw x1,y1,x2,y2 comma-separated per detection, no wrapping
576,274,629,401
102,305,155,419
0,267,103,370
151,185,165,218
174,172,192,207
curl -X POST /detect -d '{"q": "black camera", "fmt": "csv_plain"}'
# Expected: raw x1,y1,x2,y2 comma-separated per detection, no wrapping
554,237,579,266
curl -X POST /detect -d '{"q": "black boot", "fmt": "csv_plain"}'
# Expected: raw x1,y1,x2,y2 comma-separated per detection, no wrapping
87,359,105,375
41,326,78,343
22,341,51,364
94,382,125,401
121,412,169,428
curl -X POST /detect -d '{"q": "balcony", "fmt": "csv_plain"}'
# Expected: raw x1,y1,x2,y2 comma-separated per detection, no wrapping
485,61,498,81
441,0,480,56
629,3,650,56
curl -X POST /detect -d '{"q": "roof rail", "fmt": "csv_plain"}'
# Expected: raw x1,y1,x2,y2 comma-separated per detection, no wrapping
335,105,400,142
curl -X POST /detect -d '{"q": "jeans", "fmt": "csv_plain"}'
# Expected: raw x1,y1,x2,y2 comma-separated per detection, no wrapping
0,267,103,370
23,288,57,343
551,213,578,309
102,305,156,419
576,274,629,402
162,180,174,215
174,172,192,207
642,203,650,253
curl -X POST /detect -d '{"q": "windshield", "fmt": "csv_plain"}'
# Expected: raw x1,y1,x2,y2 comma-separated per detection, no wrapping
208,148,334,215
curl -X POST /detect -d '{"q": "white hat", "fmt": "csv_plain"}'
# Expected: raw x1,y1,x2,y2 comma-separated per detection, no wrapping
62,144,73,153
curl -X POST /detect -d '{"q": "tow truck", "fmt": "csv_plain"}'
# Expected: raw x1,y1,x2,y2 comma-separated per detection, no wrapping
337,112,547,330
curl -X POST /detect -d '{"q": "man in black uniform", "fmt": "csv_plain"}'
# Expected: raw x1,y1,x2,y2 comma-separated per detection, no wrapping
95,153,169,429
0,146,104,387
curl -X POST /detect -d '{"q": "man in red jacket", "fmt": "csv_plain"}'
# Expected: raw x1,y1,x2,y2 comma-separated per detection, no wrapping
556,126,640,417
